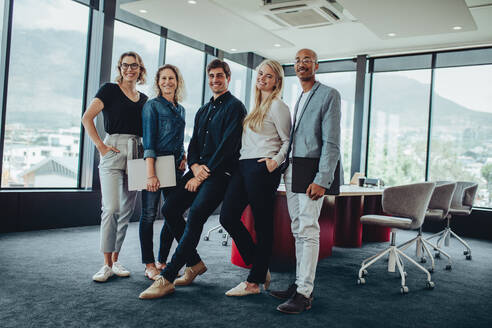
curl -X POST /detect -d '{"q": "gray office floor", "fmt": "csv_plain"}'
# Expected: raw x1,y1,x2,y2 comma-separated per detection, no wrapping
1,215,492,328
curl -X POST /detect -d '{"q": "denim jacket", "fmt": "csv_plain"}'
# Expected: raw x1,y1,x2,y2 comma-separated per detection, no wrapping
142,96,185,166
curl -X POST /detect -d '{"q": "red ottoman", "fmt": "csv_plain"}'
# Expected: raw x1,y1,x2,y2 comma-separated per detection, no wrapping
231,194,334,272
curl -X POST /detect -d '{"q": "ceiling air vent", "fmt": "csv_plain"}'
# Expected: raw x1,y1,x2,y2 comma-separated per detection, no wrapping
275,9,328,26
320,6,340,21
261,0,351,29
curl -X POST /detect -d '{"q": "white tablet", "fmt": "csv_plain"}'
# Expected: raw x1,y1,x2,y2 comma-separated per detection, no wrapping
127,155,176,191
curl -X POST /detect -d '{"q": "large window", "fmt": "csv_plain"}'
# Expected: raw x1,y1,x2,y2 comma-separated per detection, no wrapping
1,0,89,188
367,69,431,186
225,59,247,104
111,20,160,97
0,0,4,39
165,39,205,146
248,68,257,111
283,72,356,183
429,65,492,207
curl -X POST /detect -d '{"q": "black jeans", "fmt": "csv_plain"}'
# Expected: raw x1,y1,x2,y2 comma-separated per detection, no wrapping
219,159,281,284
161,170,231,282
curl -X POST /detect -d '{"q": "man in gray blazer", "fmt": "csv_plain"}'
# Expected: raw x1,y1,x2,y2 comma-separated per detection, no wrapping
270,48,341,314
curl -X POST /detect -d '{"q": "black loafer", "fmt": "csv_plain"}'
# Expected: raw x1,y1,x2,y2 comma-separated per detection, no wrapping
269,283,297,300
276,291,313,314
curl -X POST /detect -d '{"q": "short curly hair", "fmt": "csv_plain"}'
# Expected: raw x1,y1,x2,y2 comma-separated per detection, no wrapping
206,59,231,79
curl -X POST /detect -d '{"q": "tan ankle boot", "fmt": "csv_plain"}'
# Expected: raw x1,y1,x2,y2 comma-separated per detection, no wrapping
174,261,207,286
139,275,175,299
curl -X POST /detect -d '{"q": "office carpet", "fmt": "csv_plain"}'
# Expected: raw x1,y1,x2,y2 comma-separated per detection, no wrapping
1,215,491,328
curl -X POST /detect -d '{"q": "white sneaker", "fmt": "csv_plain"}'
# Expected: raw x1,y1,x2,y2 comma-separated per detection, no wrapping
93,265,114,282
112,262,131,277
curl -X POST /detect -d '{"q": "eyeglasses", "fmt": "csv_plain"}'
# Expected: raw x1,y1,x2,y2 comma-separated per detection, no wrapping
120,63,140,70
294,58,316,65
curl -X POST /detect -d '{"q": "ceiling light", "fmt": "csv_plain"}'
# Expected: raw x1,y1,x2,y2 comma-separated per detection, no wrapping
230,48,237,52
387,33,396,37
273,44,281,47
453,26,463,30
139,9,148,13
188,0,197,4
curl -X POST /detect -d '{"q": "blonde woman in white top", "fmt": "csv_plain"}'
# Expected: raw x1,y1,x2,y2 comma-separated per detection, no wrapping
219,59,291,296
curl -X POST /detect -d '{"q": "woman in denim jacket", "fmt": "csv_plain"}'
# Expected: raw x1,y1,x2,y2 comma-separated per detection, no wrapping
139,64,187,280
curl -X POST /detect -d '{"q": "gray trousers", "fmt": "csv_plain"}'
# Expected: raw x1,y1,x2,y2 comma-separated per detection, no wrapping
98,134,139,253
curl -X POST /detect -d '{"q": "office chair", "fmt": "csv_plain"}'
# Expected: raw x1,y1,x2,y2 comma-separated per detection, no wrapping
357,182,436,294
426,181,478,260
398,182,456,272
204,224,229,246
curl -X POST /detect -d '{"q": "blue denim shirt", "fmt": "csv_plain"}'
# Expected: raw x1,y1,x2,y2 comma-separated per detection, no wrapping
142,96,185,166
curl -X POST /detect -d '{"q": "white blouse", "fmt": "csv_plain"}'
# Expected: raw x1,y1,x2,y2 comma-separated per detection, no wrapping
240,98,292,166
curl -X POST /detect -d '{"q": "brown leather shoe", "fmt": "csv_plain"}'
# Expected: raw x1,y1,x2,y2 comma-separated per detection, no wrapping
139,275,175,299
269,283,297,300
276,291,313,314
174,261,207,286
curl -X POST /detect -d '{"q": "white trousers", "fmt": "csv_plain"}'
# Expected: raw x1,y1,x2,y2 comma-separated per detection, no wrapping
284,165,324,298
98,134,139,253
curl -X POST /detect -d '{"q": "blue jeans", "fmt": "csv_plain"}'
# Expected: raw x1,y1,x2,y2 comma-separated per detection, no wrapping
139,170,183,264
161,170,231,282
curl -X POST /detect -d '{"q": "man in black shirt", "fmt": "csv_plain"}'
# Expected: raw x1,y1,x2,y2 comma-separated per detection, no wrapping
139,59,247,299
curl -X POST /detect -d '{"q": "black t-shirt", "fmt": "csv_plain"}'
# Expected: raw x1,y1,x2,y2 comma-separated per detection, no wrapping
95,83,148,136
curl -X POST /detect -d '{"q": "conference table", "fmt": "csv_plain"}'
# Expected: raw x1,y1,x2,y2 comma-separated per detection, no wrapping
231,184,389,271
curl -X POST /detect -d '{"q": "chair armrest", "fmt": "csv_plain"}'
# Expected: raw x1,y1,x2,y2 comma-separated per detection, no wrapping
462,184,478,207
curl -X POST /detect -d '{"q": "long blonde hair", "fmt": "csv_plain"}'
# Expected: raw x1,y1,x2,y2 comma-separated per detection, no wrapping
154,64,186,103
243,59,284,132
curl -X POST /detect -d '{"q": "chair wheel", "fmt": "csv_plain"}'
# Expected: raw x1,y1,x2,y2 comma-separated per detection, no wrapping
361,269,368,277
426,281,435,289
203,236,209,241
218,229,223,233
434,253,441,259
445,264,452,271
420,257,427,263
466,254,472,260
357,278,366,285
400,286,409,294
463,250,469,255
222,241,228,246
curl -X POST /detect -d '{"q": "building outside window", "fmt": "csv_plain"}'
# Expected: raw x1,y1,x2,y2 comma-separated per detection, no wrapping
429,64,492,207
366,69,431,186
1,0,89,188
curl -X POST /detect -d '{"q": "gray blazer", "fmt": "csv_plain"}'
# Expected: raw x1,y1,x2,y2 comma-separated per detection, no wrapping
290,81,341,189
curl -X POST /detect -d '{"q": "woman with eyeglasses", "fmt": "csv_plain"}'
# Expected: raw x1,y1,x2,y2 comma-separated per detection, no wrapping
139,64,187,280
219,59,291,296
82,51,148,282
